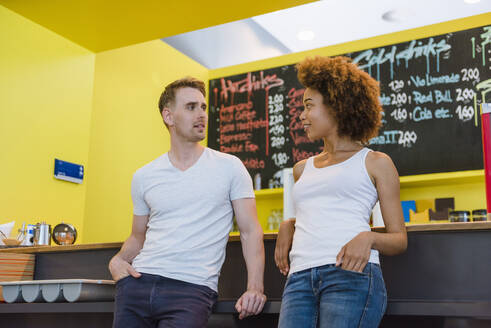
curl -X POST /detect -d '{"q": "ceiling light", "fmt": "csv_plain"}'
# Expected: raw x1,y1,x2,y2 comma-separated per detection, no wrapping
381,10,402,23
464,0,480,3
297,30,315,41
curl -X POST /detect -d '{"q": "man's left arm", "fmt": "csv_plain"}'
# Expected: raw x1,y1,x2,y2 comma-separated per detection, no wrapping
232,197,267,320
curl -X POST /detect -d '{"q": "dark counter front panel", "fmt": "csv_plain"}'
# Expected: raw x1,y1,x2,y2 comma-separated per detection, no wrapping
0,226,490,327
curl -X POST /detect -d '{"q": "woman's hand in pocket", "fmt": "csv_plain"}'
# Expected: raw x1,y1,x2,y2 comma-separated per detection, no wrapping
336,231,375,273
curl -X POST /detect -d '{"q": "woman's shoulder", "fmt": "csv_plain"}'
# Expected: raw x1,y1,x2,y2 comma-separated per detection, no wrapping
366,150,393,164
293,159,309,182
365,150,398,177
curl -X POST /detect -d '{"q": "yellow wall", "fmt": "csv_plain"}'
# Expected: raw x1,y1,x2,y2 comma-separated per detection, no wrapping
210,13,490,226
0,6,95,241
82,40,208,243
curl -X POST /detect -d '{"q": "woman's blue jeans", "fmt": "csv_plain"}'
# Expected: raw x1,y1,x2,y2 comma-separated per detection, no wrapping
278,263,387,328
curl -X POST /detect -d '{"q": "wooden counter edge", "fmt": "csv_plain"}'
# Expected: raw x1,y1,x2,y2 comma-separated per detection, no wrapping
0,242,123,254
231,221,491,240
1,222,489,253
381,221,491,233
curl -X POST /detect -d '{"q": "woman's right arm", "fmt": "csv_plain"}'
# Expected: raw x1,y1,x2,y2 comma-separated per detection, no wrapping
274,159,306,276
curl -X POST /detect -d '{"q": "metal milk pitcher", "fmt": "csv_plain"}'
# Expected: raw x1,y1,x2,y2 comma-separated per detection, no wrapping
33,222,51,246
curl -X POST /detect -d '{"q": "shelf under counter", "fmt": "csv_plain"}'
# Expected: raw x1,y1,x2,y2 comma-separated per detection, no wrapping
0,302,115,313
2,298,488,318
0,300,284,314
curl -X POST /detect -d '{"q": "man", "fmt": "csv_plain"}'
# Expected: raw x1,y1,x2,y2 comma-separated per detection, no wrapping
109,77,266,327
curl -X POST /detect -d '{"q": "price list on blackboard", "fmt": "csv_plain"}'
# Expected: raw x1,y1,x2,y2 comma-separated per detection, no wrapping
208,25,491,186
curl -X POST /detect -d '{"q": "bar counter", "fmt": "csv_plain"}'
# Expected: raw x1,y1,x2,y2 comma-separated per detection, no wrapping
1,222,490,328
2,221,490,254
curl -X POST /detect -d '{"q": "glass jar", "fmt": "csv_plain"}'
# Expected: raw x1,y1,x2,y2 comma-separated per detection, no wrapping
254,173,261,191
448,210,470,222
472,209,487,222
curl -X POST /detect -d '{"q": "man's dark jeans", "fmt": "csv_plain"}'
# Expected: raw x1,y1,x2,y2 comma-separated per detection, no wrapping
113,273,218,328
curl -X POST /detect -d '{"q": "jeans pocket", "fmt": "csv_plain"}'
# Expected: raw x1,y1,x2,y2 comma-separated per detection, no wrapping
285,271,299,287
336,265,370,277
204,287,218,301
116,275,132,287
190,283,217,302
283,271,307,297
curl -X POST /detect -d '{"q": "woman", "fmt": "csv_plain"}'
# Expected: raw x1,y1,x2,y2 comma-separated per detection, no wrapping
275,56,407,328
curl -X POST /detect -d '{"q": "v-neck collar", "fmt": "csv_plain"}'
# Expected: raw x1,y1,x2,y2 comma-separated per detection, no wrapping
166,147,207,173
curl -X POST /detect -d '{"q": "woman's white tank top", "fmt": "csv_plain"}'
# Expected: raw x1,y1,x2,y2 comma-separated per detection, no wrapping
289,148,379,274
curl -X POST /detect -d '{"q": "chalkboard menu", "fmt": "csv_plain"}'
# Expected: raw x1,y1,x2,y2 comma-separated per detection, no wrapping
208,25,491,187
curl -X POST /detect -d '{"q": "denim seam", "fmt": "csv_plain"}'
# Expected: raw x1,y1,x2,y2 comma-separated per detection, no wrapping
381,272,388,317
310,269,317,296
149,280,156,317
311,268,319,328
357,264,373,328
312,299,319,328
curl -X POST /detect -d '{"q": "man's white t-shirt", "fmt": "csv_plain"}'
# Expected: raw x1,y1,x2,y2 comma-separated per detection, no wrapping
131,147,254,291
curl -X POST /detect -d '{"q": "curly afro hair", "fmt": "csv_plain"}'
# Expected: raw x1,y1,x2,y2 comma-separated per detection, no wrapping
296,56,382,143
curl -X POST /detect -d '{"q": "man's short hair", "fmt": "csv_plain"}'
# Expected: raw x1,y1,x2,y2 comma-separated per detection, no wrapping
158,77,206,115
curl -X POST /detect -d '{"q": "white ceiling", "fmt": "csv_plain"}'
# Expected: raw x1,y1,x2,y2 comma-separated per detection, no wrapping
163,0,491,69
